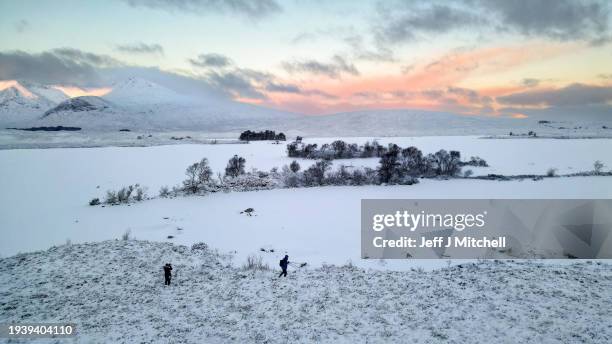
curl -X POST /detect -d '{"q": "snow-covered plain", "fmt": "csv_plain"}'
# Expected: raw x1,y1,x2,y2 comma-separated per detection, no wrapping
1,240,610,343
1,137,611,270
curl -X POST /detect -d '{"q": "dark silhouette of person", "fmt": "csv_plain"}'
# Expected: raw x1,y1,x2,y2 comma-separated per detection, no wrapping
278,255,289,277
163,263,172,286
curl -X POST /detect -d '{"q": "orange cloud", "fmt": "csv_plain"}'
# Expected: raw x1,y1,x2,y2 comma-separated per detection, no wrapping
255,42,575,115
53,85,112,97
0,80,36,98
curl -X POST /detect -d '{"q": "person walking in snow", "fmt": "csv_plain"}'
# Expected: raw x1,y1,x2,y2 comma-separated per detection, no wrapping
278,255,289,277
163,263,173,286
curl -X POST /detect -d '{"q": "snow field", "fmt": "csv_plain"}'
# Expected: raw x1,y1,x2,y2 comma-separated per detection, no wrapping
1,240,610,343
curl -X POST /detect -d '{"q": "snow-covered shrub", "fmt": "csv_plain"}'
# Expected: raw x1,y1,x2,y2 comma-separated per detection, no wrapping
461,156,489,167
191,242,208,251
280,165,301,188
302,160,332,186
594,160,605,174
221,171,278,192
351,169,367,185
159,185,170,198
117,185,134,203
327,165,352,185
133,185,147,201
225,155,246,178
289,160,300,173
463,169,474,178
104,184,146,204
395,176,419,185
546,168,557,177
121,229,131,241
242,255,269,271
89,198,100,206
171,185,182,197
105,190,118,204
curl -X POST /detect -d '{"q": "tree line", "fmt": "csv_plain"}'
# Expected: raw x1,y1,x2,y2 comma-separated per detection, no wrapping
162,144,480,198
239,130,286,141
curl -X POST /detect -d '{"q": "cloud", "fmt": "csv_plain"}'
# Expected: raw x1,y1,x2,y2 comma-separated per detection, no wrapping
121,0,281,19
375,0,611,44
265,82,300,93
400,64,415,74
375,3,484,43
0,49,120,86
189,53,232,68
206,69,267,99
598,73,612,79
479,0,610,43
116,43,164,55
52,48,120,67
521,78,540,88
497,83,612,107
447,86,491,105
290,32,317,45
14,20,29,33
185,52,339,101
203,67,288,100
342,34,395,62
282,55,359,79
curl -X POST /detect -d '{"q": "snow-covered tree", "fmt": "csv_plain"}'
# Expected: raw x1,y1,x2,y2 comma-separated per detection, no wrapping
303,160,331,186
225,155,246,178
289,160,301,173
183,158,214,193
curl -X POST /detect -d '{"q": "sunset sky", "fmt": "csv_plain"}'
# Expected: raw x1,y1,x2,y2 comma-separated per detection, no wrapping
1,0,611,118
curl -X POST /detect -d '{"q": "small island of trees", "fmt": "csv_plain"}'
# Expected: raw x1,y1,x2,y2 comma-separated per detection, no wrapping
239,130,286,141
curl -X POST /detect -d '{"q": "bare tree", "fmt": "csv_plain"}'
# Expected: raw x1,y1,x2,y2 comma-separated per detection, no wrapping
225,155,246,178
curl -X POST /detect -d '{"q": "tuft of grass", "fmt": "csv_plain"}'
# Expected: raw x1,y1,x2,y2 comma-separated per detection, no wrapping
242,255,269,271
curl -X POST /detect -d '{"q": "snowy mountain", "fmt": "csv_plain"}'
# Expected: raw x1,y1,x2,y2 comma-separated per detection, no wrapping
0,81,68,125
4,78,603,135
103,77,193,107
42,96,115,117
20,81,69,104
1,240,610,343
38,96,151,129
27,77,297,130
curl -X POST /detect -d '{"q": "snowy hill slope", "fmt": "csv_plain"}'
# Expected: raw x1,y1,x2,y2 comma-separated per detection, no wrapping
37,96,152,129
42,96,115,117
1,240,610,343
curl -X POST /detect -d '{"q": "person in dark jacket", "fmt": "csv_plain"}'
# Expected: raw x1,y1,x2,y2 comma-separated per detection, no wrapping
278,255,289,277
163,263,172,286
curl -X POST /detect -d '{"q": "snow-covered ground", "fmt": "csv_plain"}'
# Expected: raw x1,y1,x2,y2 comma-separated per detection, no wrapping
1,240,610,343
1,137,611,270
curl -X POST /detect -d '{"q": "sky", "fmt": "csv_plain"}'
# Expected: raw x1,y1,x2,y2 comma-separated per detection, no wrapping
1,0,612,119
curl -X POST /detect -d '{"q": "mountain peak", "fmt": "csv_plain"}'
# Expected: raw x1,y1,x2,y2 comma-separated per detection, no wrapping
0,80,37,100
104,77,186,106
